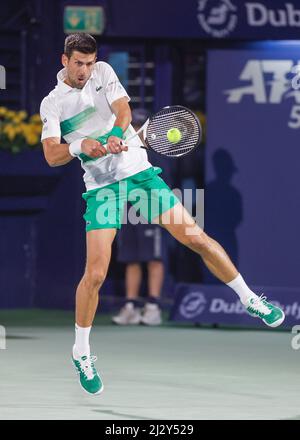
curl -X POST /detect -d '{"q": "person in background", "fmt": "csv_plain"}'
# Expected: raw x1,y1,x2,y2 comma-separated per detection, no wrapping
112,108,165,326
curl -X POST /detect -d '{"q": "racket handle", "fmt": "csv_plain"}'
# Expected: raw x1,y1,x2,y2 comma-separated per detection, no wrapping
102,142,147,153
120,140,147,150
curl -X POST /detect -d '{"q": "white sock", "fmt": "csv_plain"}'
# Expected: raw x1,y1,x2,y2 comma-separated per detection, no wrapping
73,324,91,359
226,273,257,304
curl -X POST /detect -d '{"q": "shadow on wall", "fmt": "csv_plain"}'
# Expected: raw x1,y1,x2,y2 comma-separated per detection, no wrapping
204,148,243,284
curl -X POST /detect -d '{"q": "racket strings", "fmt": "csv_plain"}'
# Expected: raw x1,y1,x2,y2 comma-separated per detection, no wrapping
146,107,201,157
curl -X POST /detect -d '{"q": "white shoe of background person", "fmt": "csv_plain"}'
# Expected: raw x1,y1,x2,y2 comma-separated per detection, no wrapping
112,302,142,325
140,303,162,326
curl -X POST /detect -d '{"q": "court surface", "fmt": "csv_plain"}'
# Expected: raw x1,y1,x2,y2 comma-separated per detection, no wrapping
0,310,299,420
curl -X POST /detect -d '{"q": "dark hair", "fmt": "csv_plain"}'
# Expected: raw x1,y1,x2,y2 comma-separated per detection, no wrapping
64,33,97,58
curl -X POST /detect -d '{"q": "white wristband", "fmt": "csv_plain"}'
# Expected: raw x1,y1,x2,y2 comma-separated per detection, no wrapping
69,139,83,157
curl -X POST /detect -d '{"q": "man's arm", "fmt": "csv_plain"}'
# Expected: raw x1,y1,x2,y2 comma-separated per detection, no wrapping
111,97,132,132
42,137,73,167
105,97,131,153
42,137,108,167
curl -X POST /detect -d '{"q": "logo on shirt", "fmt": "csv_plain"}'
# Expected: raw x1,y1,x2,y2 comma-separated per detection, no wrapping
96,86,103,92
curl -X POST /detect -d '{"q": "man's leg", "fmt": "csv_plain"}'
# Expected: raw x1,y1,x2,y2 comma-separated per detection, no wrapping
158,203,237,283
112,263,143,325
147,260,164,300
157,203,285,327
73,228,116,395
126,263,142,301
140,260,164,326
75,228,116,329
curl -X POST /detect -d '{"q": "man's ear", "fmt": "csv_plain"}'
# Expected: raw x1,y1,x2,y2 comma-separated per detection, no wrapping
61,54,68,68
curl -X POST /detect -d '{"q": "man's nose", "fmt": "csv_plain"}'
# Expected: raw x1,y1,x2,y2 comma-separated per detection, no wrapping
79,65,88,74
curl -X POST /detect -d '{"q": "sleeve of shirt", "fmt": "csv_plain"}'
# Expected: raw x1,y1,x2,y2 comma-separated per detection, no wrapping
98,62,130,106
40,96,61,141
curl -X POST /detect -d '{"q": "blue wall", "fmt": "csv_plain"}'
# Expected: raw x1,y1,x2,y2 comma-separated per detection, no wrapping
206,44,300,288
0,153,86,308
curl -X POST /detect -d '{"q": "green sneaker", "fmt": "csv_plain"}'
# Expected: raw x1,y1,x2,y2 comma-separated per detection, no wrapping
72,354,104,395
245,295,285,328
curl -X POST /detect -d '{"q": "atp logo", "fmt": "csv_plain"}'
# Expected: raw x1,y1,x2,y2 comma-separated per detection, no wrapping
197,0,238,38
179,292,207,319
224,59,300,129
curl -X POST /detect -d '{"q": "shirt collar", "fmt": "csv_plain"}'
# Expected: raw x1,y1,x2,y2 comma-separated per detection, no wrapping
56,67,95,93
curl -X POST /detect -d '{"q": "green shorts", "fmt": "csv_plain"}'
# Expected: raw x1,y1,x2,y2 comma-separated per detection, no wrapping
82,167,180,231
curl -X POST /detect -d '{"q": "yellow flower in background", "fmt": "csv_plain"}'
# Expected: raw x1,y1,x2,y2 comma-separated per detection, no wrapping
32,122,42,133
12,116,23,125
22,123,31,136
3,124,17,141
13,125,23,135
6,110,17,120
29,114,41,123
0,106,8,117
3,123,13,134
0,107,42,150
18,110,28,120
25,132,39,146
8,130,17,141
18,122,27,132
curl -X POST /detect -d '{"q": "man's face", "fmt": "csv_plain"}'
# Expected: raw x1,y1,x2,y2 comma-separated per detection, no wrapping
62,51,97,89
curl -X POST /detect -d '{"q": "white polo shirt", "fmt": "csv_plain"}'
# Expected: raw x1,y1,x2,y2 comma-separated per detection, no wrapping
40,61,152,191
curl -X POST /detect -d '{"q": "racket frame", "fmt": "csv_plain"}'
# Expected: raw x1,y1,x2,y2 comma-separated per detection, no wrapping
143,105,202,159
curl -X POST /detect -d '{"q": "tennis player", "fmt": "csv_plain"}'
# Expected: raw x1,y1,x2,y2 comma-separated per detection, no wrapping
40,33,285,395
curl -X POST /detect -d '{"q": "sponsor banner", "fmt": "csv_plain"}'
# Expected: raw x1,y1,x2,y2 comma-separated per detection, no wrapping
170,283,300,328
105,1,300,39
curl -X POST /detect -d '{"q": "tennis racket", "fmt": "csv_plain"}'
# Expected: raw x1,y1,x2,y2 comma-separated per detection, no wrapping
107,105,202,158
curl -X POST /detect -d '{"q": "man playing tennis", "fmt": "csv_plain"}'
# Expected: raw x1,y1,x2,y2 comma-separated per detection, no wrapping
40,33,285,395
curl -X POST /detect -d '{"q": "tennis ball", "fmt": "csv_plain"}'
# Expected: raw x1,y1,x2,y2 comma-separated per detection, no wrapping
167,128,182,144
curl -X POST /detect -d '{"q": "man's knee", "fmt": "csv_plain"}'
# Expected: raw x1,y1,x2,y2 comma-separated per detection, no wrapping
83,267,107,291
184,230,210,253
